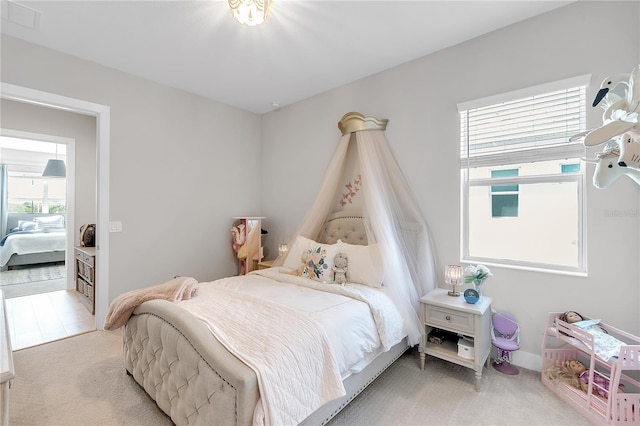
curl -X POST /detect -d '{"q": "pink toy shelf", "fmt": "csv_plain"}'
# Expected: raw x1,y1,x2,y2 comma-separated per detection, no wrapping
541,312,640,425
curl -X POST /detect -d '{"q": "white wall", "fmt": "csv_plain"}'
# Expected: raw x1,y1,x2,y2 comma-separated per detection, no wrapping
261,1,640,367
1,36,263,305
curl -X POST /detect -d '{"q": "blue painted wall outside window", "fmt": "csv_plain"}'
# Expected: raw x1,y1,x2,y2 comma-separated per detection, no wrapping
491,169,518,217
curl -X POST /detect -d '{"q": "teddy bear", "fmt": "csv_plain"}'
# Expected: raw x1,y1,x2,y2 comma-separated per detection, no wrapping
332,252,348,285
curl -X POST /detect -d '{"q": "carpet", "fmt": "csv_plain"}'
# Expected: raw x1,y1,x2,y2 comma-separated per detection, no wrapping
0,264,66,285
9,331,172,426
9,331,590,426
0,264,68,298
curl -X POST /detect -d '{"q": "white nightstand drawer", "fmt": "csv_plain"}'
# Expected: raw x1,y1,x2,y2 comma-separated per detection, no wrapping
426,306,474,335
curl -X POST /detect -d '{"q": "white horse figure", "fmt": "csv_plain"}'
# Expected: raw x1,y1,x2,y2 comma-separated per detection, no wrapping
583,66,640,147
617,131,640,170
592,67,640,111
584,140,640,189
570,91,637,145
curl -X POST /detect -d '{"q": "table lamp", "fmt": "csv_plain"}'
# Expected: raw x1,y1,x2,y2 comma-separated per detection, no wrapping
444,264,463,297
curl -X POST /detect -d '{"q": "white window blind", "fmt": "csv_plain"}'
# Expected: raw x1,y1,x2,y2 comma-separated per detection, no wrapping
460,81,587,168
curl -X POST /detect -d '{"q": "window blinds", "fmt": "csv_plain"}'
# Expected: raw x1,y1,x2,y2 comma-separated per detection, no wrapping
459,77,588,168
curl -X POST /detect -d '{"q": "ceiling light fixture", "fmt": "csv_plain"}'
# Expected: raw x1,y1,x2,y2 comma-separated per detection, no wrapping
42,144,66,178
228,0,271,26
42,159,66,178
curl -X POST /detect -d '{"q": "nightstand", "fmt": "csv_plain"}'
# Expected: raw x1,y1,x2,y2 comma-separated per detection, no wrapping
257,260,274,270
418,288,492,391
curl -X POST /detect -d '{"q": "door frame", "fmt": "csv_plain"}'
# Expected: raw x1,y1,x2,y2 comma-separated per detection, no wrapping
1,82,110,328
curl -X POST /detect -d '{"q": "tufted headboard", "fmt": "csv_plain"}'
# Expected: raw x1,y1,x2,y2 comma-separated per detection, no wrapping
317,211,368,246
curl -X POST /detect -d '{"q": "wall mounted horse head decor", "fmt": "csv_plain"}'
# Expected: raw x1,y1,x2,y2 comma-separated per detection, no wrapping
617,131,640,170
583,139,640,189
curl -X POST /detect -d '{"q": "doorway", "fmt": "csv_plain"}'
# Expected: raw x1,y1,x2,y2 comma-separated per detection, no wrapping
0,134,92,349
1,82,110,333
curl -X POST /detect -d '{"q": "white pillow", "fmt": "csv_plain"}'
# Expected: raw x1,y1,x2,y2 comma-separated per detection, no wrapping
34,215,65,230
18,220,37,231
338,241,384,288
283,235,341,283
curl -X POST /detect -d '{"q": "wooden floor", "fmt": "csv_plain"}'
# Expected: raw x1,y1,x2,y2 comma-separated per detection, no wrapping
5,289,95,350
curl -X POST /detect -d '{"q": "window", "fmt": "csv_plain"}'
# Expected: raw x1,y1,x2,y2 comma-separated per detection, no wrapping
1,138,67,215
491,169,519,217
561,163,580,174
459,75,588,274
8,174,66,214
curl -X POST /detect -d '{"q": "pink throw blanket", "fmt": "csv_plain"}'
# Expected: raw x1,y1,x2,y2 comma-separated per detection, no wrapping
103,276,198,330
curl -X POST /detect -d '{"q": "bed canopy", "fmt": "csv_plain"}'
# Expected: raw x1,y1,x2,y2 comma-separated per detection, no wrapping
274,112,437,346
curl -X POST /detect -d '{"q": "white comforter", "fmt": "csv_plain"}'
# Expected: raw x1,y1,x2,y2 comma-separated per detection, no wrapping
178,267,405,426
0,230,66,266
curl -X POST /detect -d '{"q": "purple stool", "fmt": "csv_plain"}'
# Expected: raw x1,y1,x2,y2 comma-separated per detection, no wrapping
491,312,520,375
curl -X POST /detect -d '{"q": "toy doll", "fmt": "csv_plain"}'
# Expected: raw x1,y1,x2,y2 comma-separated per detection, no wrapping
546,359,622,398
558,311,626,361
559,311,584,324
546,359,582,390
332,253,348,285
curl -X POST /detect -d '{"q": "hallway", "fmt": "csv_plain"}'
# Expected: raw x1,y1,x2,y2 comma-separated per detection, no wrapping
5,289,94,350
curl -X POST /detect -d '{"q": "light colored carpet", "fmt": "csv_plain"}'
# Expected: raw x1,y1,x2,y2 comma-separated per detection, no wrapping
9,330,173,426
327,353,590,426
9,330,591,425
0,264,67,298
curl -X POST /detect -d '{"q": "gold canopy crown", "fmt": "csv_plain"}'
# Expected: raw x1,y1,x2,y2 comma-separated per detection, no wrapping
338,112,389,135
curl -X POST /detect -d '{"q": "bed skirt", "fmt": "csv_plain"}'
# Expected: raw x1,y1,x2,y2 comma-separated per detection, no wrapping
1,251,65,271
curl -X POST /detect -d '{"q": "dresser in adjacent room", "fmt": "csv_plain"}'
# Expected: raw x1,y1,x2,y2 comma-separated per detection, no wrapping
75,246,96,314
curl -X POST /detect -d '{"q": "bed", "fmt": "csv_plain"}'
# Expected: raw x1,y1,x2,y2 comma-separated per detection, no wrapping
121,112,438,425
122,213,412,425
0,214,66,271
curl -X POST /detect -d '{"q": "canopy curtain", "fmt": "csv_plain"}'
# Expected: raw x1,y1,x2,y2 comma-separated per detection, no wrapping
273,116,437,346
0,165,8,238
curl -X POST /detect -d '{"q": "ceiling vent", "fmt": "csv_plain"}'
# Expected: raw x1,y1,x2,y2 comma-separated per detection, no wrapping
1,0,41,30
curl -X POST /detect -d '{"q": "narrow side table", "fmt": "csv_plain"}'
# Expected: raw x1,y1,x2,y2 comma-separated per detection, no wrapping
418,288,492,391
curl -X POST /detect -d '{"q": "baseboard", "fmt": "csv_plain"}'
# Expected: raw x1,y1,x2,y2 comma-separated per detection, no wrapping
511,350,542,372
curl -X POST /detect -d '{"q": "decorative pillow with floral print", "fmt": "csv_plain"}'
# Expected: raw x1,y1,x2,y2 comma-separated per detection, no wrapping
300,246,330,280
283,235,341,282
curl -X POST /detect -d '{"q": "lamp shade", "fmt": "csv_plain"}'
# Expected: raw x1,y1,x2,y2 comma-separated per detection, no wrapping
445,265,463,285
42,159,66,178
444,264,463,297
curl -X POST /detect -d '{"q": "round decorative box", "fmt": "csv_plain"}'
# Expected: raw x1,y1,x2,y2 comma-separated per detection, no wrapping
464,288,480,304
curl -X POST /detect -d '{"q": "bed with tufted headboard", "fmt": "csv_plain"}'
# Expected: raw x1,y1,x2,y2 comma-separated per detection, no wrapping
122,212,409,425
317,211,369,245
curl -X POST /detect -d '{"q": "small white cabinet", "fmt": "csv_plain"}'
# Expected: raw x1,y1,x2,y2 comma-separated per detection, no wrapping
418,289,492,391
75,246,96,314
